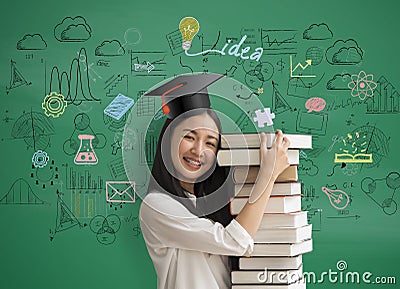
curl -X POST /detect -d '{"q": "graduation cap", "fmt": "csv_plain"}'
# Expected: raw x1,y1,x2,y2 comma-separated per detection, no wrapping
144,73,224,119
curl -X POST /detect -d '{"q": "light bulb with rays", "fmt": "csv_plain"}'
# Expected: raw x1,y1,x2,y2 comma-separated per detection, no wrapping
179,17,200,51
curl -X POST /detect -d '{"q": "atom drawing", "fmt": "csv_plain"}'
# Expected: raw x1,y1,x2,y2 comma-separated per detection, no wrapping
348,70,377,100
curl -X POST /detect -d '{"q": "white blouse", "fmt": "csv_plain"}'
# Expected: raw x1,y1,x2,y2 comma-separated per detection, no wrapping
139,191,254,289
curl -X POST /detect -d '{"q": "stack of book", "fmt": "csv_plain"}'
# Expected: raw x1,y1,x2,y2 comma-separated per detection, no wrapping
217,133,313,289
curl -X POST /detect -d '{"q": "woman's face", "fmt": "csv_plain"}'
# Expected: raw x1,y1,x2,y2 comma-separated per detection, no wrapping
169,112,219,183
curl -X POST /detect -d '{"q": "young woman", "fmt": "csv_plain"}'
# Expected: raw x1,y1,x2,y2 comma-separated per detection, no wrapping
140,74,290,289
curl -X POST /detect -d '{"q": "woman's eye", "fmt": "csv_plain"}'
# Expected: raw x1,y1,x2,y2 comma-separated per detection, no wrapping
207,142,216,147
184,135,194,140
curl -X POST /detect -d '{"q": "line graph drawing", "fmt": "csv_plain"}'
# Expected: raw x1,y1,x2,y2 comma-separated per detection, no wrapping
104,74,128,98
49,190,84,241
260,29,298,55
6,60,32,94
48,47,100,106
287,73,325,98
11,110,55,151
0,178,45,205
290,55,315,78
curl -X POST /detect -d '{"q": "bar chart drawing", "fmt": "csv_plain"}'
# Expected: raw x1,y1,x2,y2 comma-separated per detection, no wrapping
63,163,104,190
366,76,399,114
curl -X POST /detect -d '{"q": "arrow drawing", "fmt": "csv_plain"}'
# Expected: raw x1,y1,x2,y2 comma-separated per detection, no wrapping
290,55,316,78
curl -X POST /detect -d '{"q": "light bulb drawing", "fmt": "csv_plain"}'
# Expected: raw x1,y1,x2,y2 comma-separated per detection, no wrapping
179,17,200,51
321,186,350,210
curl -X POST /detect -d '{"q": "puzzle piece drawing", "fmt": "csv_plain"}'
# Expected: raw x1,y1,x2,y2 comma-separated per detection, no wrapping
253,108,275,127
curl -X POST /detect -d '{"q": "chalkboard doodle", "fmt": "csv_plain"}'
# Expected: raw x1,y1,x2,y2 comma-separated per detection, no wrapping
104,93,135,121
106,181,136,204
16,33,47,50
32,150,49,168
287,73,325,98
31,159,59,188
290,55,315,78
348,70,377,101
130,51,167,77
90,214,121,245
62,163,104,191
179,56,194,74
63,113,107,156
325,39,363,65
243,60,274,89
49,48,100,105
305,97,326,113
12,111,55,151
303,23,333,40
326,73,352,90
166,29,184,55
361,172,400,215
296,110,328,136
261,29,298,55
121,28,142,52
298,158,319,176
0,178,45,205
95,40,125,56
6,60,32,94
365,76,400,114
321,186,350,210
54,16,92,42
305,47,324,66
104,74,129,98
49,190,83,241
253,108,275,128
343,124,389,168
179,16,200,51
271,81,293,114
74,134,99,165
42,92,68,118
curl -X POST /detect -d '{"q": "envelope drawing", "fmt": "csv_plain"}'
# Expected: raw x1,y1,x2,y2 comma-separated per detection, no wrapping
106,181,136,203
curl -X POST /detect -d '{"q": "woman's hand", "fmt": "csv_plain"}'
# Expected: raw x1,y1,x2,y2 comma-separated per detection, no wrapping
248,130,290,203
259,130,291,181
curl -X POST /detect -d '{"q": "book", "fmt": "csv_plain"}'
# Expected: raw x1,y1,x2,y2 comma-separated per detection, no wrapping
253,225,312,243
232,281,306,289
334,153,373,163
233,166,298,184
239,255,303,270
259,211,308,229
217,149,299,166
221,133,312,149
246,239,313,257
231,264,303,284
230,195,301,215
235,182,301,197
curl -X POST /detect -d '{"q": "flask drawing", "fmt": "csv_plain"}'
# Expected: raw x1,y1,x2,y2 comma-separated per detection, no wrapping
74,134,98,165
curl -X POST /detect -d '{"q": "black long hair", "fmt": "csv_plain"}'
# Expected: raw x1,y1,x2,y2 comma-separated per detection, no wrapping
147,108,234,226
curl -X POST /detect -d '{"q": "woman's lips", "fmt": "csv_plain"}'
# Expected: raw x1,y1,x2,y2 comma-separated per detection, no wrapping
183,157,202,170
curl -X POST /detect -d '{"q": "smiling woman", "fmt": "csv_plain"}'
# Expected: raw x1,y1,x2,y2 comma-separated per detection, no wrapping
139,73,290,289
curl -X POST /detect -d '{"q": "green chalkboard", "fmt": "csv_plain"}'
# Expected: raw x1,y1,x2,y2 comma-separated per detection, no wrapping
1,0,399,288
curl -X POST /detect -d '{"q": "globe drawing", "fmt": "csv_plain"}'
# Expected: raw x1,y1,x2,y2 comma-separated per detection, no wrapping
305,47,324,66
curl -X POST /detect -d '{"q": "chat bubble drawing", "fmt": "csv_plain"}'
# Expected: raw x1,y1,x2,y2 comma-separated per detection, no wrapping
305,97,326,112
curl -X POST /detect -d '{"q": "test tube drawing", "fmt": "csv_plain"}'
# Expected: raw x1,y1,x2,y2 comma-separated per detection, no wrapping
321,186,350,210
74,134,98,165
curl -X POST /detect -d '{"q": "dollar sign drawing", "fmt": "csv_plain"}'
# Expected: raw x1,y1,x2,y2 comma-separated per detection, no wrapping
277,59,285,72
133,224,141,238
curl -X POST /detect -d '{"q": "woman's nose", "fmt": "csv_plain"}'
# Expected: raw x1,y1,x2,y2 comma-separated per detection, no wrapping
191,141,204,156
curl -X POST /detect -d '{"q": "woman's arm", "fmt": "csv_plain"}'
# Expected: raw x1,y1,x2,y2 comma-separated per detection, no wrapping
235,130,290,237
